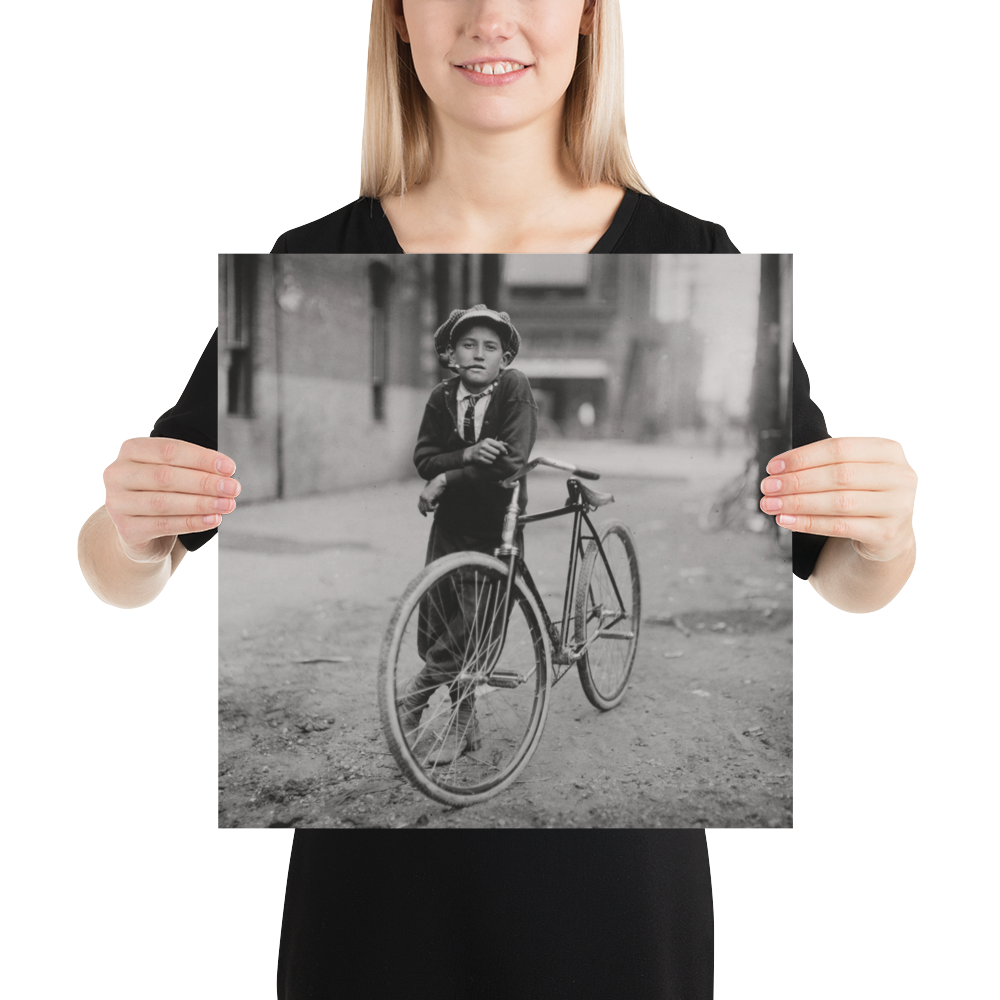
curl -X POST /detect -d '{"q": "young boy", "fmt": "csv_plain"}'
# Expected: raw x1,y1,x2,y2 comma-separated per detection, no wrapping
400,305,538,765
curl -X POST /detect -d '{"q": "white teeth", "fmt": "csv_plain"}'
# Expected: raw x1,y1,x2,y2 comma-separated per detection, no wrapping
466,62,525,75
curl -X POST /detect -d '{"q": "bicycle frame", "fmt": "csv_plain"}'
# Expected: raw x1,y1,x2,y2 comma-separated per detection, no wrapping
492,478,630,685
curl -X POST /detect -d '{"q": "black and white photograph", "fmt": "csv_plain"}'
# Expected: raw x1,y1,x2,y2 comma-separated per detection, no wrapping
218,253,793,829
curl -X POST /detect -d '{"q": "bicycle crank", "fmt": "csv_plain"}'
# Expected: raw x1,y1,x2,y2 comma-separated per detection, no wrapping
461,670,528,690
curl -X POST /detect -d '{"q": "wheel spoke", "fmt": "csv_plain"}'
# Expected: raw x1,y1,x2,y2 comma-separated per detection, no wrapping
379,553,550,803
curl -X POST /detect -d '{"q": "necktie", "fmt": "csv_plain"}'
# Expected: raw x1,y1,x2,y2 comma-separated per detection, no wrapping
463,391,488,443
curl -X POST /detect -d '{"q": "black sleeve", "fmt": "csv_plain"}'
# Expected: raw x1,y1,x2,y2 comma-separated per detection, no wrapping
710,223,739,253
413,393,468,481
270,200,394,253
791,345,830,580
150,332,219,552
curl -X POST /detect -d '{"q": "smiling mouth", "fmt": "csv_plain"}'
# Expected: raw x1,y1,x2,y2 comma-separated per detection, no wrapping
457,61,528,76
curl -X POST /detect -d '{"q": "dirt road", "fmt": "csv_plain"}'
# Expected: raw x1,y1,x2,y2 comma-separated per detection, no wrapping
219,442,792,829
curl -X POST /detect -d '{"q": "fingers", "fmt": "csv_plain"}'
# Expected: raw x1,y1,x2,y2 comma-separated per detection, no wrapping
112,490,238,519
110,439,239,495
121,512,227,542
761,491,888,521
771,513,881,538
760,461,897,499
761,437,916,515
118,436,236,476
114,461,242,499
465,439,509,465
766,437,905,476
105,437,239,548
761,436,917,562
759,468,901,524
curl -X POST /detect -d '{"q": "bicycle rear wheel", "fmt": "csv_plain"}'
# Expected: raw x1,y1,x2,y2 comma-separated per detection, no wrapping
378,552,551,806
574,520,641,710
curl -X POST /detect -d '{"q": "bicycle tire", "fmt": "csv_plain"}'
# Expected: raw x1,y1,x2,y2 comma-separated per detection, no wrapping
574,520,641,710
378,551,552,807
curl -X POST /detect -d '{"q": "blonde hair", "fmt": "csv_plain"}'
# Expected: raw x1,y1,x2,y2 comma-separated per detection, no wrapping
361,0,650,198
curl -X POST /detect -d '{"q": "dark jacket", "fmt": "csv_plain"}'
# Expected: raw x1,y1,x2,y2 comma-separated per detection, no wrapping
414,368,538,538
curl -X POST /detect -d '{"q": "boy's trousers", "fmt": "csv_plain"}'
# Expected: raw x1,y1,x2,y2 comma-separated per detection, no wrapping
409,521,524,722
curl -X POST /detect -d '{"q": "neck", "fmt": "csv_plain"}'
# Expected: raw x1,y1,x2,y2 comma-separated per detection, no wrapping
427,103,576,216
458,372,500,393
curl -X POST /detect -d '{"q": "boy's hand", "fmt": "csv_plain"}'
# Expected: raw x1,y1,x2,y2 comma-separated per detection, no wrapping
104,437,240,562
463,438,508,466
761,437,917,562
418,474,448,516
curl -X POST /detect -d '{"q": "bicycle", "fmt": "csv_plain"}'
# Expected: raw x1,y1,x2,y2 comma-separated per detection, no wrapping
377,457,641,806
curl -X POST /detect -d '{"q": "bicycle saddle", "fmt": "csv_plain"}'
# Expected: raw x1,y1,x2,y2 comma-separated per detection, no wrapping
573,480,615,509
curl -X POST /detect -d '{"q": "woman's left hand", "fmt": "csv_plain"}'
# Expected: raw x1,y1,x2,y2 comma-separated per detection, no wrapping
761,437,917,562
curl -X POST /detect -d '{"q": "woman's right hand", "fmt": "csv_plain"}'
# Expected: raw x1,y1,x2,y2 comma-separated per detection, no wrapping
103,437,240,562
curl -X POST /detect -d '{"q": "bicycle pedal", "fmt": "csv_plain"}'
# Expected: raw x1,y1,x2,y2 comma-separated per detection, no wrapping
484,670,524,689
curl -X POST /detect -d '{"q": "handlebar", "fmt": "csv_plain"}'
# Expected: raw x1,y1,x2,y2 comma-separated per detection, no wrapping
500,456,601,489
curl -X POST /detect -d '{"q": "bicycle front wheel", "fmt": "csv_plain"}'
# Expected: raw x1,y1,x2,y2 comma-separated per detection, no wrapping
378,552,551,807
574,520,641,710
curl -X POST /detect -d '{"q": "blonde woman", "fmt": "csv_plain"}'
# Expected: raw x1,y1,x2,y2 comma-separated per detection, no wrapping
272,0,736,254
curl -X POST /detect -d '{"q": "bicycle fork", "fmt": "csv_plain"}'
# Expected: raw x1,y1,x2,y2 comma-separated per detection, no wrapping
467,481,531,691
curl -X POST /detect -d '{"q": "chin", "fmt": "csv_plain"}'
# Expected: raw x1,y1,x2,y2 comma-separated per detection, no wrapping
445,92,553,134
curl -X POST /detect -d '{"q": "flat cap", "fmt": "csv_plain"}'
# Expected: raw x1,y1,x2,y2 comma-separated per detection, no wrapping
433,304,521,368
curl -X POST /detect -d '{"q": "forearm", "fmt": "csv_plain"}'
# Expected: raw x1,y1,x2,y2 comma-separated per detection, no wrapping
415,447,467,480
78,506,186,609
808,533,916,613
433,448,505,485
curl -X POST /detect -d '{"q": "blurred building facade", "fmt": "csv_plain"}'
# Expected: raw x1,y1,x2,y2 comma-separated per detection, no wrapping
219,255,434,502
500,255,704,440
219,254,763,501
